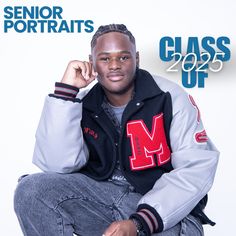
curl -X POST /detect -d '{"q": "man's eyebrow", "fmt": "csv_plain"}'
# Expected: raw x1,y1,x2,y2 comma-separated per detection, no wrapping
97,50,132,56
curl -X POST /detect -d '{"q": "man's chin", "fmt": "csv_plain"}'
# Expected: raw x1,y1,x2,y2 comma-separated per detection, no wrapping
102,85,133,96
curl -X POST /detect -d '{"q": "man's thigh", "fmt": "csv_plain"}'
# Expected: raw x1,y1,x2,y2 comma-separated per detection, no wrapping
17,172,142,235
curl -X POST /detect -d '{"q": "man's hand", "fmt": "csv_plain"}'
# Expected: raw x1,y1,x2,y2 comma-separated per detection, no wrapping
103,220,137,236
61,60,97,89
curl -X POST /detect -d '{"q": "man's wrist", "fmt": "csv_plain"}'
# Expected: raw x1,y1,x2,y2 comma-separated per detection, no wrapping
131,218,144,236
130,204,163,235
54,82,79,99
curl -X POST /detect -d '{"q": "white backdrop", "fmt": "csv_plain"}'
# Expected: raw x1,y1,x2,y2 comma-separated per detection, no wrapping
0,0,235,235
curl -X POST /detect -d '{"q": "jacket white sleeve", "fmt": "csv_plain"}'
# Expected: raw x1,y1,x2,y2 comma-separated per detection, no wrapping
137,76,219,231
32,94,89,173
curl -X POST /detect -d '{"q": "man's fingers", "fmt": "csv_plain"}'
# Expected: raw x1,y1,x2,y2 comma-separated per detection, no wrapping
85,76,96,85
83,61,91,79
103,229,117,236
103,222,119,236
70,60,87,79
82,62,97,83
84,62,97,80
62,60,97,88
92,65,98,77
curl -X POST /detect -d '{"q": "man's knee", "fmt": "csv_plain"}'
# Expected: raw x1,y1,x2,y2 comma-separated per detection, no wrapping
14,173,56,214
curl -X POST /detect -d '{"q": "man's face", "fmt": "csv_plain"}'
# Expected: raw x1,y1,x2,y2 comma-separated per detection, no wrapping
90,32,139,95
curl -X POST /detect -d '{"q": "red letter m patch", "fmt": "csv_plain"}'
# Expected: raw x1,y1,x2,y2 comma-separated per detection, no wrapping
127,113,171,170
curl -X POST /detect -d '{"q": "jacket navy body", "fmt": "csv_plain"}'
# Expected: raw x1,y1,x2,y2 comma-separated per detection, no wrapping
80,69,173,195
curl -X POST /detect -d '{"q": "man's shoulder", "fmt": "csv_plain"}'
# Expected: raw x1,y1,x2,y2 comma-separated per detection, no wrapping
151,74,185,96
151,74,191,111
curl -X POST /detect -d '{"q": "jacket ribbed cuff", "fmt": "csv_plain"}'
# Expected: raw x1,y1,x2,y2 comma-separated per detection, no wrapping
130,204,163,235
54,82,79,99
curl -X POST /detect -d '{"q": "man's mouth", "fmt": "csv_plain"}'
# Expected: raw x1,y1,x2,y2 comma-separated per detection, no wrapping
107,73,124,81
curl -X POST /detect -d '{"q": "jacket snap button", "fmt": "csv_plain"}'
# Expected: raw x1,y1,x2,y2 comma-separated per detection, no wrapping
136,102,140,106
94,115,98,118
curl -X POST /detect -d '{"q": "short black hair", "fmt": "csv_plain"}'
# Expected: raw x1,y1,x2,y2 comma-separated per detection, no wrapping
91,24,135,48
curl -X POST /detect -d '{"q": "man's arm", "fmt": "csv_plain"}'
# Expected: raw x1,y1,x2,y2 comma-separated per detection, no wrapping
130,82,219,234
32,61,97,173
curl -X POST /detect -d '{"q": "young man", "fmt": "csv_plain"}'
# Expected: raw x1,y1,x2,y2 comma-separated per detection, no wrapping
14,24,219,236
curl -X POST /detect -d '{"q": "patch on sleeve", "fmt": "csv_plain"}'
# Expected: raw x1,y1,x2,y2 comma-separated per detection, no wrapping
195,130,208,143
188,95,200,123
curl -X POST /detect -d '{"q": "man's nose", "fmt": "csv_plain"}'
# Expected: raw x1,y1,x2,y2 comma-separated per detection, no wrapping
108,58,121,70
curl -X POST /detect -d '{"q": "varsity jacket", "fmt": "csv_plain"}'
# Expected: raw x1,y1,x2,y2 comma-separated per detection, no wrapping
33,69,219,234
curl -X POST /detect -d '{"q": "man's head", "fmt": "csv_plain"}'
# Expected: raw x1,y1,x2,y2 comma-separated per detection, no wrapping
89,24,139,104
90,24,136,49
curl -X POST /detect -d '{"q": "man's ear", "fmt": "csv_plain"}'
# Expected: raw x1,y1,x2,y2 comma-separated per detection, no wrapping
89,54,97,71
136,51,140,68
89,54,93,64
89,54,96,72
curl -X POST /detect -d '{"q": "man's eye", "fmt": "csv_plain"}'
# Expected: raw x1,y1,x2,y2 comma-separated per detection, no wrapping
100,57,109,62
120,56,129,61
